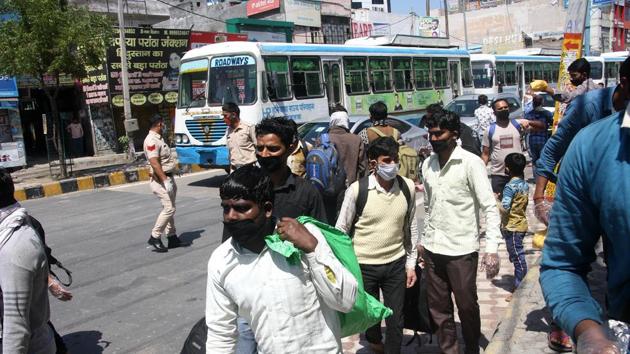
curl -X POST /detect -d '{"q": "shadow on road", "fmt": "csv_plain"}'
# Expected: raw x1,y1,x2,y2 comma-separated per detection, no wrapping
180,230,204,245
491,274,515,292
524,307,552,333
63,330,110,353
188,174,227,188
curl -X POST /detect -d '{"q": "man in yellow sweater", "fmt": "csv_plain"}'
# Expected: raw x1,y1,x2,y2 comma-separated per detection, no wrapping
336,137,418,354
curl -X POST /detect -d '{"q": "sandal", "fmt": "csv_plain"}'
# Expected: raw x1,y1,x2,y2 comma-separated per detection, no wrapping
548,326,573,352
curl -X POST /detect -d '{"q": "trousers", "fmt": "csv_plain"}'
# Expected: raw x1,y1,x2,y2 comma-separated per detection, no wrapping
150,175,177,237
503,230,528,289
425,250,481,354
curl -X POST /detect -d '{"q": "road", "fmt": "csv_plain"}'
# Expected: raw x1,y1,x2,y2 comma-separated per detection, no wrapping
24,170,229,354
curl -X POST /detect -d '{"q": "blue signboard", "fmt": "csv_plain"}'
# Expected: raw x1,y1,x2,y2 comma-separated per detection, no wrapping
592,0,613,6
0,76,18,98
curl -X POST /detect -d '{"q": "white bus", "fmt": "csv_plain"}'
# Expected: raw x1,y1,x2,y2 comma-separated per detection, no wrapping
601,52,628,87
175,42,473,166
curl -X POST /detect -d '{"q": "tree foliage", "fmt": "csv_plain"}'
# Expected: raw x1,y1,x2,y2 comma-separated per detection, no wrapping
0,0,113,82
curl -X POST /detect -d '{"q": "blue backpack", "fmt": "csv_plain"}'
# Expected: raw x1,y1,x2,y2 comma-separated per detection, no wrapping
488,119,521,142
306,133,347,198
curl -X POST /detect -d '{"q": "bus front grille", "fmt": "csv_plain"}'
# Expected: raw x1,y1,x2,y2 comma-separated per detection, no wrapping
185,118,227,143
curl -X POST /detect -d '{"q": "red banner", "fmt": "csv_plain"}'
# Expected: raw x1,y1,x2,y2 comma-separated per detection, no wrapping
247,0,280,16
189,31,248,49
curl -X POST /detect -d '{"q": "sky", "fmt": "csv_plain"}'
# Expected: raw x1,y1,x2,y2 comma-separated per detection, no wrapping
390,0,443,16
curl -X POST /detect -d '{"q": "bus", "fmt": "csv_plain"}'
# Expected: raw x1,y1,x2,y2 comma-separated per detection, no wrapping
601,52,628,87
175,42,473,166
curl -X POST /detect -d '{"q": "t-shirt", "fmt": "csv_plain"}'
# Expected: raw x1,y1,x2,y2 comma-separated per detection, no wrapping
482,122,522,176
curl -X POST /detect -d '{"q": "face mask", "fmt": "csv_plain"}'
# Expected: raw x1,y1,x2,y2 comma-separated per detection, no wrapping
257,155,284,172
223,218,265,247
495,110,509,121
570,78,584,87
430,140,450,153
376,162,399,181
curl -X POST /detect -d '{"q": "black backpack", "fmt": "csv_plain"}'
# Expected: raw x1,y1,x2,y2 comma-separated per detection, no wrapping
181,317,207,354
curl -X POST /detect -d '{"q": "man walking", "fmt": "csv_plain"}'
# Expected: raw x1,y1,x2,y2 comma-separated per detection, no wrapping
328,105,366,185
206,165,357,353
0,169,56,354
144,115,185,252
525,95,553,173
481,98,524,197
336,137,418,354
473,94,494,141
359,101,401,145
421,110,502,354
223,102,257,172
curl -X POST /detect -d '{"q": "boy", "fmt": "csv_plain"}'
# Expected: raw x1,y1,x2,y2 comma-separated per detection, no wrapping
499,153,529,301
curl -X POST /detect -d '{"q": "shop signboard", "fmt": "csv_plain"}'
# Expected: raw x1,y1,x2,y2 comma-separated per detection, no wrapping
0,76,18,98
247,0,280,16
189,31,248,49
284,0,321,27
0,101,26,168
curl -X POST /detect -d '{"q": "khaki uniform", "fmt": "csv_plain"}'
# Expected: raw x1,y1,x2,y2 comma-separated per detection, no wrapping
226,122,257,172
144,130,178,238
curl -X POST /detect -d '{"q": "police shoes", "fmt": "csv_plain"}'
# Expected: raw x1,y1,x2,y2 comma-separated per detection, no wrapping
167,235,190,249
148,236,168,252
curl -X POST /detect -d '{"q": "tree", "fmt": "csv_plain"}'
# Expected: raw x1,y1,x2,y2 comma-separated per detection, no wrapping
0,0,112,177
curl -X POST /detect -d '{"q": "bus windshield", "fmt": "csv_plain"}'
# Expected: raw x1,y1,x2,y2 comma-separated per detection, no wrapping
178,59,209,109
589,61,603,81
472,60,494,88
208,55,257,106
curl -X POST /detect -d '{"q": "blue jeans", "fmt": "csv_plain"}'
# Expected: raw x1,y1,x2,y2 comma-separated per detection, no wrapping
236,317,257,354
502,230,528,289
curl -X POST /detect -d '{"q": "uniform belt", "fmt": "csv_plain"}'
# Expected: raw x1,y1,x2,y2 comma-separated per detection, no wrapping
165,172,174,177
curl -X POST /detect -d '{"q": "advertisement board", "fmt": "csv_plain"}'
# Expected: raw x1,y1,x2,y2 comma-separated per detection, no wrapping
0,76,18,98
189,31,248,49
247,0,280,16
284,0,321,27
0,102,26,168
419,17,440,37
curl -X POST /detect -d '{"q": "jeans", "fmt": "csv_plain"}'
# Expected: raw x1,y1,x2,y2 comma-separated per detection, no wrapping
502,230,528,289
360,257,406,354
529,142,545,175
236,317,257,354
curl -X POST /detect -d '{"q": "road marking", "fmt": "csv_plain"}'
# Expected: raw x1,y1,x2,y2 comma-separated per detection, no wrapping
107,169,223,191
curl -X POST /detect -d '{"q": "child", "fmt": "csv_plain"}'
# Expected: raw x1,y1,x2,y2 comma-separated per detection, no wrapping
499,153,529,302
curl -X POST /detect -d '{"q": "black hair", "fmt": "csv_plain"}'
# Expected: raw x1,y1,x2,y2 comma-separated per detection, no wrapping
367,136,399,160
568,58,591,76
222,102,240,116
424,109,460,136
478,94,488,105
255,116,295,149
492,98,509,111
532,95,544,107
505,153,526,176
149,114,163,127
425,103,443,116
369,101,388,121
620,57,630,80
219,164,273,207
0,169,17,208
332,104,347,113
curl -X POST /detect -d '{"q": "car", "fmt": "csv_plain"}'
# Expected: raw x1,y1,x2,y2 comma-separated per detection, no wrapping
297,115,429,151
444,93,524,128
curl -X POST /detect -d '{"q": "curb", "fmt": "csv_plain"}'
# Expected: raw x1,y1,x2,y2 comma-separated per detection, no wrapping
14,164,214,202
485,255,543,354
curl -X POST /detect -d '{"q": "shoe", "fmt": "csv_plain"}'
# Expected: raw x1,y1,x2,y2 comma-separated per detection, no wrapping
548,327,573,352
505,294,513,302
167,235,190,248
368,342,385,354
147,236,168,253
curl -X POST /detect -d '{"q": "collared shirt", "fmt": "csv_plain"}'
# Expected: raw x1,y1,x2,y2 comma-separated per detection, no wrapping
473,105,495,137
482,121,523,176
535,86,618,182
273,173,328,223
226,122,257,170
540,110,630,339
553,78,598,103
143,130,177,174
525,108,553,147
335,174,419,269
421,146,502,256
206,223,358,354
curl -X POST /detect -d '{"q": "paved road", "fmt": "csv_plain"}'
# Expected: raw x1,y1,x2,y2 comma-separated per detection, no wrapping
24,170,228,354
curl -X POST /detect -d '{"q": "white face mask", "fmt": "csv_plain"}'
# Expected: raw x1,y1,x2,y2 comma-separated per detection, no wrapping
376,162,399,181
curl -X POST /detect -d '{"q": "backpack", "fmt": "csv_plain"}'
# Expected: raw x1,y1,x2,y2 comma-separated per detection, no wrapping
180,317,207,354
403,264,434,341
487,119,521,143
368,127,421,182
305,132,347,198
264,216,393,337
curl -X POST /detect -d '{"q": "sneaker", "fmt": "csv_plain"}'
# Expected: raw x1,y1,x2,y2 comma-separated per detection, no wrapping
167,235,190,249
147,236,168,253
548,327,572,352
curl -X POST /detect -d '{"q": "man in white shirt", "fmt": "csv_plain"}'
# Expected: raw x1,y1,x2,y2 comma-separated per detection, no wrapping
473,94,494,142
420,110,502,354
206,165,357,354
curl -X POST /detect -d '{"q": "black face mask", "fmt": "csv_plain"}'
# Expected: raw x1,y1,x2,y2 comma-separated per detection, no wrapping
570,78,584,87
223,217,268,247
495,110,510,121
430,140,450,153
257,155,284,172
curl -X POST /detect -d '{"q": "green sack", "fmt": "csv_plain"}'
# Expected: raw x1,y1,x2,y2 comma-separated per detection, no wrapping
265,216,393,337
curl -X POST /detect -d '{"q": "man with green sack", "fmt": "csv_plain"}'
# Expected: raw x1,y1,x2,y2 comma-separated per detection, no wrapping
206,165,358,353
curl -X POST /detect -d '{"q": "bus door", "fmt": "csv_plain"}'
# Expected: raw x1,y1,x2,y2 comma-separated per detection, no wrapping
323,60,343,113
448,60,461,98
516,62,524,100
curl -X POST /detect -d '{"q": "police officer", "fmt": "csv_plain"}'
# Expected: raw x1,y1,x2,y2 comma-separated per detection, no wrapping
144,114,184,252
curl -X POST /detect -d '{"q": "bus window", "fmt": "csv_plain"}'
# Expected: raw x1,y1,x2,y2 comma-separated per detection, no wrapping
208,55,257,105
589,61,603,82
543,63,554,83
505,62,516,85
264,56,292,100
369,57,393,92
606,62,619,85
179,59,209,108
292,57,323,99
495,62,505,86
392,57,413,91
432,58,448,88
524,62,535,84
413,58,431,89
343,57,370,95
472,60,493,88
461,58,473,87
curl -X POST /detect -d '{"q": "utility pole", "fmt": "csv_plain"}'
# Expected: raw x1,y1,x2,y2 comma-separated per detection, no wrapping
426,0,430,16
462,0,469,49
443,0,450,39
117,0,138,160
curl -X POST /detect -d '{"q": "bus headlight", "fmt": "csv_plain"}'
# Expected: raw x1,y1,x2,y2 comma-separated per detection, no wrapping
182,135,190,144
175,134,182,144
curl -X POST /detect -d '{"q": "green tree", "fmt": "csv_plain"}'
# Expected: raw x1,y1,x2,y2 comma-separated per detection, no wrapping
0,0,112,177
